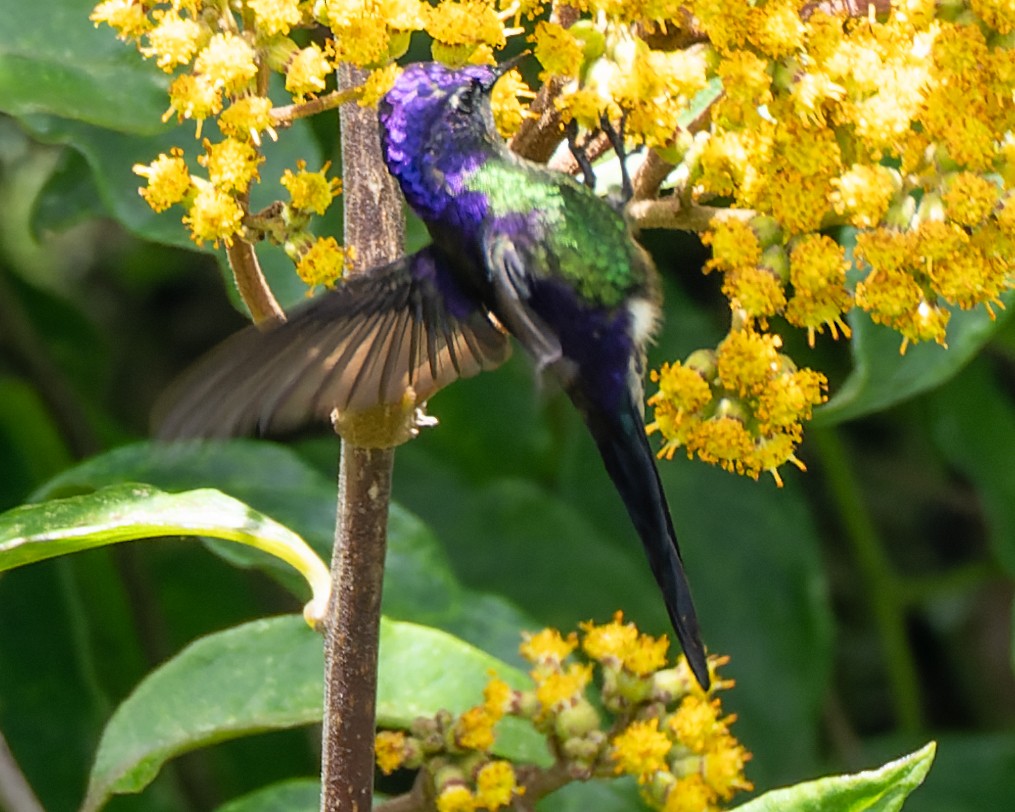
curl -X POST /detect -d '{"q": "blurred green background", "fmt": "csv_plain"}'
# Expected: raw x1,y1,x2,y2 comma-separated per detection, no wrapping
1,1,1014,810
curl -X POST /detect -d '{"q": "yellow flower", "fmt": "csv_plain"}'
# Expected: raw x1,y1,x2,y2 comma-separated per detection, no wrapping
248,0,304,37
534,663,592,712
691,0,755,53
519,627,577,665
972,0,1015,34
183,185,245,246
331,16,390,68
374,730,408,774
663,774,715,812
702,736,753,800
91,0,150,40
219,96,276,143
831,165,899,228
623,632,670,677
483,676,513,715
532,21,584,79
141,9,205,71
754,0,805,59
668,694,726,753
716,329,781,397
785,235,852,344
703,218,762,273
722,266,787,322
714,49,773,128
455,705,499,751
165,73,222,125
474,761,520,811
282,160,342,214
426,0,505,50
358,64,402,108
581,612,670,676
490,69,534,138
581,612,638,664
194,32,258,95
286,43,333,98
610,718,673,783
942,172,1001,228
200,137,262,194
295,236,349,289
437,783,476,812
685,415,755,476
134,148,191,212
755,368,827,433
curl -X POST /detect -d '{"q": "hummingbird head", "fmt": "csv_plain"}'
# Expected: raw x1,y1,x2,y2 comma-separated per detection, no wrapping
378,62,508,223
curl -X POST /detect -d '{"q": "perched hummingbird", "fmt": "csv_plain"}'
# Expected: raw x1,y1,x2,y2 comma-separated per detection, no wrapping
159,62,710,689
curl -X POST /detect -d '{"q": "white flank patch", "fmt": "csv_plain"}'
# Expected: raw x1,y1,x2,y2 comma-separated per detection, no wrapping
627,297,660,345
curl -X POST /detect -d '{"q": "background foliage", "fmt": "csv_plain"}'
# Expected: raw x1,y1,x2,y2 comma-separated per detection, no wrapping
0,0,1013,810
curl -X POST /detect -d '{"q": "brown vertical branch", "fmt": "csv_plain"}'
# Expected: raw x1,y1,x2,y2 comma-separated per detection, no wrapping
319,62,405,812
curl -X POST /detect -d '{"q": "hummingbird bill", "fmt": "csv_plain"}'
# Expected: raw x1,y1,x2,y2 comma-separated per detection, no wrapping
158,62,711,690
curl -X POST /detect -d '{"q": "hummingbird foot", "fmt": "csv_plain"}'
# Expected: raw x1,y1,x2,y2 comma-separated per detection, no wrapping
566,119,598,192
599,112,635,204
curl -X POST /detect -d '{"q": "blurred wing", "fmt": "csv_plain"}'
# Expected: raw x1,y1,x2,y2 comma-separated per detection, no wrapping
156,247,511,439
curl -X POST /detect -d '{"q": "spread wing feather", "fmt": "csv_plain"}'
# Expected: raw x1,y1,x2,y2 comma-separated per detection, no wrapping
156,247,510,438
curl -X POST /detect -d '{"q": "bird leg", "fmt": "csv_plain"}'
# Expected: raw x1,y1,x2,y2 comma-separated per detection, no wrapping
599,112,634,204
566,119,598,191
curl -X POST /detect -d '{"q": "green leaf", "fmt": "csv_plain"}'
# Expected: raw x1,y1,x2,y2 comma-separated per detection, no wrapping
34,440,540,662
733,742,936,812
82,615,545,811
0,483,330,621
864,734,1015,812
215,780,320,812
0,0,169,132
816,296,1014,426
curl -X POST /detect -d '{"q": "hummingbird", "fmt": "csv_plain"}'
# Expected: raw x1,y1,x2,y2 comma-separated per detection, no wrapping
159,62,710,689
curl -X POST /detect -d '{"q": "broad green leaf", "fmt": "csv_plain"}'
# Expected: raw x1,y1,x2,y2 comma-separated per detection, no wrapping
927,358,1015,575
34,440,540,662
816,297,1014,426
865,734,1015,812
0,483,330,622
82,615,545,811
215,780,320,812
733,742,936,812
0,1,168,132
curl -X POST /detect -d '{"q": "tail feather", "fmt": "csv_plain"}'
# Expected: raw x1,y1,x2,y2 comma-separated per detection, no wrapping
582,398,710,690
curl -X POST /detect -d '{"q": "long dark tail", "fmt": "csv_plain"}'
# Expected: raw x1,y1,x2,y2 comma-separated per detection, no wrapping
582,396,710,689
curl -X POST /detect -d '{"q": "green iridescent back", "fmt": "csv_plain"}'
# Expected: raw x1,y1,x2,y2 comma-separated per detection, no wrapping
465,156,649,308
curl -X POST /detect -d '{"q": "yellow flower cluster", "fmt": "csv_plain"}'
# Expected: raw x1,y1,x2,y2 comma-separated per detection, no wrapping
92,0,530,259
648,325,827,484
374,618,747,811
686,3,1015,353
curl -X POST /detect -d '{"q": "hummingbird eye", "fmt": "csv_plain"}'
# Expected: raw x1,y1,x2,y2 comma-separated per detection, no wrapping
449,79,486,115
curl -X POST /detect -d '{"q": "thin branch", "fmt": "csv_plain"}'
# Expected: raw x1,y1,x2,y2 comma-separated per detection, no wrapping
631,149,677,201
319,62,406,812
225,233,284,326
508,2,580,162
627,197,756,232
272,86,365,128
